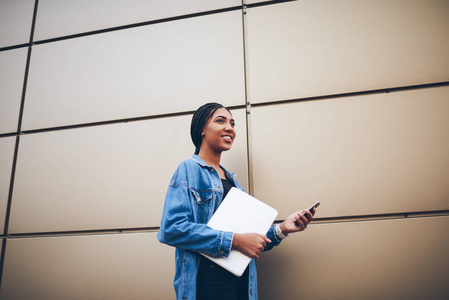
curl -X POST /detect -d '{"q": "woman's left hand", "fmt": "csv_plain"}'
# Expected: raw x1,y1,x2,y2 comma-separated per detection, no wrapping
279,208,315,235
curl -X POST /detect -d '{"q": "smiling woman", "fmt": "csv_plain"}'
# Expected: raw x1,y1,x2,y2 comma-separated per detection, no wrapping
198,107,236,172
157,103,315,300
190,103,234,155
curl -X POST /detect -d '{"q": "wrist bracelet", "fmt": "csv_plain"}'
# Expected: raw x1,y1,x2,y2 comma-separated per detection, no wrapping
275,224,288,240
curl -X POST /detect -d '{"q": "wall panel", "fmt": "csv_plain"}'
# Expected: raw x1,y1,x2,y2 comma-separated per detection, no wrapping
246,0,449,103
2,1,449,299
0,48,28,134
251,86,449,219
10,109,247,233
0,232,176,300
34,0,241,40
258,216,449,300
23,10,245,130
0,137,15,234
0,0,34,48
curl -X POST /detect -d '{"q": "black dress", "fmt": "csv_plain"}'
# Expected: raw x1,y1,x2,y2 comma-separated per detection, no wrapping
196,177,249,300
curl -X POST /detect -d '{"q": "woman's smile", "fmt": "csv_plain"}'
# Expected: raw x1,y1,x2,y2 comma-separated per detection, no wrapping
222,134,233,142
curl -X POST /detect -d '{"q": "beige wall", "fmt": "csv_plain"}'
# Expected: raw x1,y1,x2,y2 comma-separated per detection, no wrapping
1,0,448,299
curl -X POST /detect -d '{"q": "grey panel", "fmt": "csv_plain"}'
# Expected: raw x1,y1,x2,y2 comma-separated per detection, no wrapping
24,10,245,130
0,137,15,234
251,86,449,219
0,232,176,300
34,0,241,40
10,109,247,233
0,0,34,48
0,48,28,134
258,216,449,300
246,0,449,103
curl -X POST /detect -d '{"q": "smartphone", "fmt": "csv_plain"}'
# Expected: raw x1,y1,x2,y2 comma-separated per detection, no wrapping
295,201,320,226
308,201,320,213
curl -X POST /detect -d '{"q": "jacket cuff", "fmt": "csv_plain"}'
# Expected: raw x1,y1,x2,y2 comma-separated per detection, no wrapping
219,231,234,257
268,226,283,245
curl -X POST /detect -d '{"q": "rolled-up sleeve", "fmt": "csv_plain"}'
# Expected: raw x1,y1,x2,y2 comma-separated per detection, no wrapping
263,225,282,252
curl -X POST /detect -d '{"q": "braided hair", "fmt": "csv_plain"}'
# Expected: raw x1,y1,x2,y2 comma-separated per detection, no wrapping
190,102,231,155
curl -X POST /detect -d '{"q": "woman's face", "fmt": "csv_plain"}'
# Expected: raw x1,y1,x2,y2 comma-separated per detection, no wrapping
200,108,236,154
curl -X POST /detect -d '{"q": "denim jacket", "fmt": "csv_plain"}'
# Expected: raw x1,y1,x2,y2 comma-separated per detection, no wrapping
158,155,282,300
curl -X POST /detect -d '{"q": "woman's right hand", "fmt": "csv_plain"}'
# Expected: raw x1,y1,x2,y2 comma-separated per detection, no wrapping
232,233,271,259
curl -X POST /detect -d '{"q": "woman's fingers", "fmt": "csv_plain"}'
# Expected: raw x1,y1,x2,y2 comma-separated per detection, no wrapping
294,210,313,230
232,233,272,259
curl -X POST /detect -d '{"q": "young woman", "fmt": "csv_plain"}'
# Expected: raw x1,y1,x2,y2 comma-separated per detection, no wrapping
158,103,315,300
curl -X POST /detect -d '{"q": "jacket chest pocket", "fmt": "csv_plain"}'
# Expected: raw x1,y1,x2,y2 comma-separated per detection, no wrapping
190,189,214,223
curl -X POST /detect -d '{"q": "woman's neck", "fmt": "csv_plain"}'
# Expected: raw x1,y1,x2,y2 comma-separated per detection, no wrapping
198,149,221,170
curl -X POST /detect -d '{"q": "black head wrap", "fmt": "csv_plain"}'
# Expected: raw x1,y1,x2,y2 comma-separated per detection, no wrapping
190,102,230,155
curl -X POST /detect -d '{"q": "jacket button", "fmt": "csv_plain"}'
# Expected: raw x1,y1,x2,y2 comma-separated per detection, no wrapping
220,250,224,255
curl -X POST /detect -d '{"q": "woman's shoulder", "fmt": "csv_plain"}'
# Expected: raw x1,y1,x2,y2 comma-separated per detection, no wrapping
169,157,204,186
172,156,201,175
177,156,201,169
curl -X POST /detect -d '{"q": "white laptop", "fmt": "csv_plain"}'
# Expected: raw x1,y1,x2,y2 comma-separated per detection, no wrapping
201,187,278,277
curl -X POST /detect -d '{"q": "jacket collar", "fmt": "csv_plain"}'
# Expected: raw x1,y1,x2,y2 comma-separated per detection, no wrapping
192,154,210,168
192,154,236,178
